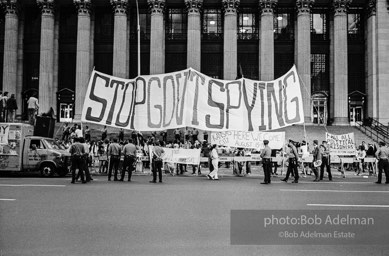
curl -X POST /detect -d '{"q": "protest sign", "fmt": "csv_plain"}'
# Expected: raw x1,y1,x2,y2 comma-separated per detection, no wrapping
210,131,285,150
159,148,201,165
0,125,9,145
325,132,356,155
81,66,304,132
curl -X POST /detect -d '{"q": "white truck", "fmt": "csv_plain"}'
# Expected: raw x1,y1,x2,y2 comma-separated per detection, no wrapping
0,123,70,177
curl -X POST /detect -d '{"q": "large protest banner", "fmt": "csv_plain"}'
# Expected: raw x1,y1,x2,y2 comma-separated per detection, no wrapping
325,132,356,155
210,131,285,150
81,66,304,132
159,148,201,165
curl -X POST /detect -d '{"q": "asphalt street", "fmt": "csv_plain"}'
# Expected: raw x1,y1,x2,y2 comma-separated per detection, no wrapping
1,168,389,256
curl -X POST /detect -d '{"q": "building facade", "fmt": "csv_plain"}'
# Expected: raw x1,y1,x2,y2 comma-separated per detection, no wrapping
0,0,388,126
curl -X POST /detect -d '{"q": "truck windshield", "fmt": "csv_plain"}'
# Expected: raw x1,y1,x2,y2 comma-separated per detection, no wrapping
44,139,65,150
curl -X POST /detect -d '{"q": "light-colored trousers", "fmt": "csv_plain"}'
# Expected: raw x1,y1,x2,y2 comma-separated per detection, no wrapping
209,159,219,179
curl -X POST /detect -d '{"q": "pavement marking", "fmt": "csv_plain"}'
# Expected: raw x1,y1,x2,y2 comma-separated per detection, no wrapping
0,184,66,187
308,204,389,208
0,199,16,201
281,189,389,193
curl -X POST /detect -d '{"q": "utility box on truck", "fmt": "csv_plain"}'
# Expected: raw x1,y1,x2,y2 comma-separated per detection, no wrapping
0,123,70,177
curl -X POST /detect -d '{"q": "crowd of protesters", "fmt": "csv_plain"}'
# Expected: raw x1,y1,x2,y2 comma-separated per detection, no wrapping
58,124,387,185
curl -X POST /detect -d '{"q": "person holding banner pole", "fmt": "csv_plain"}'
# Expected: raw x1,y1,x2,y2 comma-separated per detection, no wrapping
375,141,389,184
208,144,219,180
260,140,272,184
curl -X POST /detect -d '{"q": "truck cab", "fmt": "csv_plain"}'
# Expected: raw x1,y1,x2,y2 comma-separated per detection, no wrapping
23,136,70,177
0,123,70,177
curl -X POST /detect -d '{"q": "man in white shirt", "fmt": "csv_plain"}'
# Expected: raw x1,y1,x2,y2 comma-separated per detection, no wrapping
27,92,39,125
75,125,83,138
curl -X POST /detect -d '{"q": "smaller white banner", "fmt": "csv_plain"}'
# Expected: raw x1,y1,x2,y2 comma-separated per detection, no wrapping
160,148,201,165
326,132,356,156
210,131,285,150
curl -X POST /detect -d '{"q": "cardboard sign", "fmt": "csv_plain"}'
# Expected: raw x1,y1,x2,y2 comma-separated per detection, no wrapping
159,148,201,165
81,66,304,132
210,131,285,150
0,125,9,145
326,132,356,156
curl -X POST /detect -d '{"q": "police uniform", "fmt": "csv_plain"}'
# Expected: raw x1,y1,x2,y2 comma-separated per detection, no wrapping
260,140,272,184
282,143,299,183
108,142,122,181
375,145,389,184
121,142,137,181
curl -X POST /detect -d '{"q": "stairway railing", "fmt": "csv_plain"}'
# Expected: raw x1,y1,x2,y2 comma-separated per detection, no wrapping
355,118,389,144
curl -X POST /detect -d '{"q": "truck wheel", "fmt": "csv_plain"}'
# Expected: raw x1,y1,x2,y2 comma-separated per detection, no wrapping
40,163,55,177
56,168,69,177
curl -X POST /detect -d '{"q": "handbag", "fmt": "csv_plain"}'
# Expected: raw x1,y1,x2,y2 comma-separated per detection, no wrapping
313,160,322,167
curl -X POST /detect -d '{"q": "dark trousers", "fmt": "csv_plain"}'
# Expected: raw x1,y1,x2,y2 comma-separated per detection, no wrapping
152,160,163,182
208,158,214,173
285,158,299,181
76,156,92,181
263,159,272,183
320,157,332,180
121,156,135,181
108,156,120,180
71,156,85,182
378,159,389,183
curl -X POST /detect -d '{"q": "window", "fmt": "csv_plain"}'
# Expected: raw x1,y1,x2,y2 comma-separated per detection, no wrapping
166,9,187,40
238,12,258,40
202,9,223,40
311,54,329,93
140,12,151,40
311,13,328,40
274,12,294,40
348,13,363,41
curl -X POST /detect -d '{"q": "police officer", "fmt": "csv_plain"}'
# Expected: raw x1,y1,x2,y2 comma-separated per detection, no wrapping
281,140,299,183
150,141,165,183
375,141,389,184
108,138,121,181
260,140,272,184
121,139,137,182
69,137,86,184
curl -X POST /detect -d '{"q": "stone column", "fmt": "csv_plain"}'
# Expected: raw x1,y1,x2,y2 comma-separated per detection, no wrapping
296,0,314,123
365,0,377,119
2,0,18,96
16,11,24,119
53,8,60,116
222,0,239,80
148,0,165,75
332,0,351,125
37,0,55,114
111,0,128,78
259,0,276,81
185,0,202,71
376,0,389,123
329,12,334,122
74,0,91,120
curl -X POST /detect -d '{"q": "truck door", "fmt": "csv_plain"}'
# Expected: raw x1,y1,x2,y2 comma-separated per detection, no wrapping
25,139,46,169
